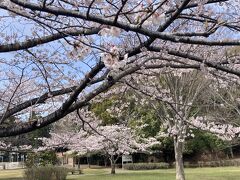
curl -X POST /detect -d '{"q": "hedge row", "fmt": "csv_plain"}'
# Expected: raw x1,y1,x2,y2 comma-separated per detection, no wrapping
123,160,240,170
123,163,170,170
24,166,70,180
196,160,240,168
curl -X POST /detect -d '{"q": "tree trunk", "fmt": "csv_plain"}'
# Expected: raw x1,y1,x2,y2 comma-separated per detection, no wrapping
61,152,64,165
87,156,90,168
77,158,80,169
104,157,108,167
110,159,116,174
229,146,234,159
77,158,81,174
174,138,185,180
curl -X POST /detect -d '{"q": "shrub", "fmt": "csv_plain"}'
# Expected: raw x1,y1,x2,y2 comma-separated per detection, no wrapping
24,166,69,180
183,162,199,168
123,163,169,170
25,151,59,168
38,151,59,166
52,167,69,180
24,166,53,180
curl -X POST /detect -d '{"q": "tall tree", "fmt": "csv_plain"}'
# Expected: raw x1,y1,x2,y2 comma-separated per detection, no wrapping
117,70,240,180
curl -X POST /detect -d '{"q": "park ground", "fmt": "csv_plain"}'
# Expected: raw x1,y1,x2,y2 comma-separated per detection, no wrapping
1,167,240,180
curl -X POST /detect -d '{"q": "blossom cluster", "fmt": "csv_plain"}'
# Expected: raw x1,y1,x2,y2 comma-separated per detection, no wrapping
190,116,240,141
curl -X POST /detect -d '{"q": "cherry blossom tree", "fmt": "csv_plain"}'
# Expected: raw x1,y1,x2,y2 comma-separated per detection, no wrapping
83,125,141,174
42,125,136,174
0,0,240,138
122,70,240,180
39,109,159,174
106,71,208,180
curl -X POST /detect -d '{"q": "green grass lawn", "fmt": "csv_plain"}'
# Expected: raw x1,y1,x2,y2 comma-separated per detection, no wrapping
0,169,24,180
1,167,240,180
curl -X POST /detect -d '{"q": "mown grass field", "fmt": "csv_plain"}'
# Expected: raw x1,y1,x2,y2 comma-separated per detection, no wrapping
1,167,240,180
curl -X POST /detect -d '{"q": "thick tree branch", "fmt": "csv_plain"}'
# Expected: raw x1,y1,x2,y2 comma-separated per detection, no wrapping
148,46,240,77
0,60,146,137
0,28,100,53
10,0,240,46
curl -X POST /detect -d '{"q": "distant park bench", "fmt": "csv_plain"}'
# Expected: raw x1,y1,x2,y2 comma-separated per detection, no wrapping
62,165,82,174
68,167,82,174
